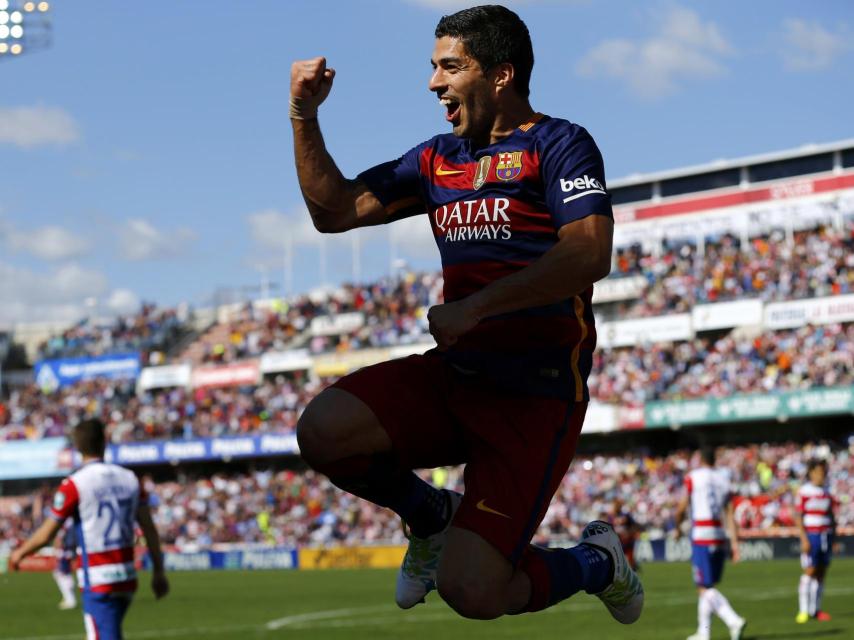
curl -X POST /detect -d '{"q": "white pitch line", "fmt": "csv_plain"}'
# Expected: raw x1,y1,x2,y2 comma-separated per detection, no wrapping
265,604,395,629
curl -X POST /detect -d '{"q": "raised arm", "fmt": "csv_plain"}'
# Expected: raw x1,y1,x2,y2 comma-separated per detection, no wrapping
290,57,389,233
137,502,169,599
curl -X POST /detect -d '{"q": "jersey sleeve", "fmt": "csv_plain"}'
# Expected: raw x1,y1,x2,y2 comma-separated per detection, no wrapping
540,125,613,229
796,488,806,513
356,140,431,222
49,478,80,522
684,475,693,494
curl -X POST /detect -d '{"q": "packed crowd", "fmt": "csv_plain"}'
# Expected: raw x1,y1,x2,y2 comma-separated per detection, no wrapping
36,303,193,366
609,221,853,318
195,272,441,364
4,320,852,441
0,373,324,442
1,440,851,552
589,322,854,404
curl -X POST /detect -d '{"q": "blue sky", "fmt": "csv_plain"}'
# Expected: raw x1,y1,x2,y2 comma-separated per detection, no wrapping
1,0,852,324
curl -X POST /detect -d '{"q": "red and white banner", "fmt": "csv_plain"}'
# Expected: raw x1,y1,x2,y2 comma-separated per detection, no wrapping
191,361,260,389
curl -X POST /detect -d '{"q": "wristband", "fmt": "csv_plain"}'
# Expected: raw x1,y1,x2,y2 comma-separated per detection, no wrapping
289,95,318,120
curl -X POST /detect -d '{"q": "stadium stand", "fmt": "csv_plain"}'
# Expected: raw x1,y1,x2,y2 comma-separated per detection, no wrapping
2,139,853,577
1,441,851,551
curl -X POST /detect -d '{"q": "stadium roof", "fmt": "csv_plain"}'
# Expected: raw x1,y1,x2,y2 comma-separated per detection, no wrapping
611,137,854,188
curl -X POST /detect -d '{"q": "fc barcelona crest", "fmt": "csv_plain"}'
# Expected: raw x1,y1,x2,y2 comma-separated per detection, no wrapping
473,155,492,190
495,151,523,181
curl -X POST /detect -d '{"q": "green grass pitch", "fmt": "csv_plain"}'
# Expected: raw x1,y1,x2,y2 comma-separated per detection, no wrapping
1,559,852,639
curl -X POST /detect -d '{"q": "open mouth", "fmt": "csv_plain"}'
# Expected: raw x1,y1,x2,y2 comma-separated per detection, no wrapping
440,96,461,124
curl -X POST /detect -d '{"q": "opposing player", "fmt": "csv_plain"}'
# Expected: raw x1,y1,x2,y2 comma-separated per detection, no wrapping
53,521,78,610
291,4,642,622
675,447,746,640
10,419,169,639
609,499,641,572
795,459,836,623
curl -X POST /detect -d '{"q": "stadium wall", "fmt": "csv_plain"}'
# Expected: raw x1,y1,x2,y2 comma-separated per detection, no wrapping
5,538,853,574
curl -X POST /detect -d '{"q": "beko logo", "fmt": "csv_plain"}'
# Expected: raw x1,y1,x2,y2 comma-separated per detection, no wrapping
560,175,606,203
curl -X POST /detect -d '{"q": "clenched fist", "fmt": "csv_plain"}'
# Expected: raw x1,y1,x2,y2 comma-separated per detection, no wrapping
428,298,481,350
290,57,335,120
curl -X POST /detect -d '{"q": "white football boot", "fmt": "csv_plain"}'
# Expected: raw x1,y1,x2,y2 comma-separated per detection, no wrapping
580,520,644,624
728,617,747,640
395,490,462,609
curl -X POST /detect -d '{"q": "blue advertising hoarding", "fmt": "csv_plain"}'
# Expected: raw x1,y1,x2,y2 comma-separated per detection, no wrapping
34,353,142,391
105,433,299,466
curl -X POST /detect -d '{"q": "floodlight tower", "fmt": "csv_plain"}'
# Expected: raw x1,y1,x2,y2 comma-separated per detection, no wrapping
0,0,52,60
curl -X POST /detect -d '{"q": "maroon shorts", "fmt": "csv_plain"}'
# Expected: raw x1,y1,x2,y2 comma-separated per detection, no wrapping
332,352,587,564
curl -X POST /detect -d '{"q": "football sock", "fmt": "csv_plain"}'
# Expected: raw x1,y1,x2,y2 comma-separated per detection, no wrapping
53,570,76,604
798,573,810,614
815,580,824,614
318,453,450,538
518,543,612,612
697,589,713,636
808,577,819,616
706,588,740,626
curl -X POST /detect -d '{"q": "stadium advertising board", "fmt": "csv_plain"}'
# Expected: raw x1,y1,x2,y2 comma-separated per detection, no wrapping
309,311,364,336
147,548,299,572
105,433,298,465
591,275,646,304
597,314,693,348
644,385,854,428
259,349,313,373
191,361,260,389
313,348,392,377
0,437,72,480
764,294,854,330
692,299,763,331
581,401,617,433
389,343,436,359
34,353,141,391
137,363,192,390
635,536,853,563
299,545,406,570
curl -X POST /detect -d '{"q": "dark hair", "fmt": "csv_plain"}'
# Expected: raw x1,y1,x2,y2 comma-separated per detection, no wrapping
73,418,106,457
435,5,534,98
807,459,827,474
699,446,716,466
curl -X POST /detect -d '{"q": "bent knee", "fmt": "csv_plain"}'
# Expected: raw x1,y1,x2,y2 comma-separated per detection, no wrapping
296,388,391,469
437,577,505,620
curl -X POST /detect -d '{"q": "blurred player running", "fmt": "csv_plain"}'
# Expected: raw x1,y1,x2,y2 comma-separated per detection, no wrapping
609,499,641,572
53,521,78,610
795,459,836,623
291,4,641,623
10,419,169,640
675,447,747,640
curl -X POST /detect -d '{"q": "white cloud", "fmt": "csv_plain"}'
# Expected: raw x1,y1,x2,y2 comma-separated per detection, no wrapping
0,105,80,149
105,288,140,315
390,214,436,259
781,19,851,71
247,207,323,251
576,6,733,98
3,223,90,261
119,218,196,261
0,262,108,325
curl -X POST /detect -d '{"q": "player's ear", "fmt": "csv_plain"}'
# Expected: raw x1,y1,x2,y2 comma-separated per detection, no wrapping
492,62,515,93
